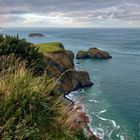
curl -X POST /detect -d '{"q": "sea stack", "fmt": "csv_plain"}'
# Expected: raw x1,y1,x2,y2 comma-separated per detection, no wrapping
76,48,112,59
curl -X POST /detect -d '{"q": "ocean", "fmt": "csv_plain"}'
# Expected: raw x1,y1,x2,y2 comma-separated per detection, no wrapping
1,28,140,140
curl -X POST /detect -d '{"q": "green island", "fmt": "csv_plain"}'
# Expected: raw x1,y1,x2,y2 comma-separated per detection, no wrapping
0,35,97,140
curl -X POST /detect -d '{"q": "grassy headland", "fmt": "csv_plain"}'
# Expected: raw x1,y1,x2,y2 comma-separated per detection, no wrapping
34,42,64,53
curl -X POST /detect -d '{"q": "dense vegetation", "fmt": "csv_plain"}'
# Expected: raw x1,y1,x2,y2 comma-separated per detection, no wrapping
0,35,85,140
0,34,46,74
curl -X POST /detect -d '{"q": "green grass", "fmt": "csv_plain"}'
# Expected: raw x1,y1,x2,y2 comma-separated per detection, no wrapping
35,42,64,53
0,57,84,140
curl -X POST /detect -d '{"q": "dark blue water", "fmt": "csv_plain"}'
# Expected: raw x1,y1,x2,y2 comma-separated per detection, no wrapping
1,28,140,140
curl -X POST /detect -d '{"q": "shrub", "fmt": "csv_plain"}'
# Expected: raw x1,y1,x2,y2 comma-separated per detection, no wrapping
0,34,46,75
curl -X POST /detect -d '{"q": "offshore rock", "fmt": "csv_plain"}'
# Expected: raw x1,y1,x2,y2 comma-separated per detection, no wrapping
76,48,112,59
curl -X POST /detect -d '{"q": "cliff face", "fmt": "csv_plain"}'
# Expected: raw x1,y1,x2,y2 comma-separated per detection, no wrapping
44,50,93,93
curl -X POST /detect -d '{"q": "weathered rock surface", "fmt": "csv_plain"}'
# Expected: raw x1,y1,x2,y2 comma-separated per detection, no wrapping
76,48,112,59
44,49,93,93
29,33,45,37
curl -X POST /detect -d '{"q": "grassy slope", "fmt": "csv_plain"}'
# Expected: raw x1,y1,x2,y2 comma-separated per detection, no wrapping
0,58,82,140
35,42,64,53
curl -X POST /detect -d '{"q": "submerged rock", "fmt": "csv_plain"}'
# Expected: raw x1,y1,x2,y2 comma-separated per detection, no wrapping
76,48,112,59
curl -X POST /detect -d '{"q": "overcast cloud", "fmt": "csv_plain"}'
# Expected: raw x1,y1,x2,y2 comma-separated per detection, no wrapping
0,0,140,27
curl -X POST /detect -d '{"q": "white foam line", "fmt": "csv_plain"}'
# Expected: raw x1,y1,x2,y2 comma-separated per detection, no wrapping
89,99,98,103
95,110,121,140
109,127,116,140
97,115,117,128
97,109,107,115
96,110,117,128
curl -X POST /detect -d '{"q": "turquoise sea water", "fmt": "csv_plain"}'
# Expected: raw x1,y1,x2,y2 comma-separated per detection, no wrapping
1,28,140,140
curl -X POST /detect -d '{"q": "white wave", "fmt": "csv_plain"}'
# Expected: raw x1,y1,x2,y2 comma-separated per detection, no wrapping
98,47,108,51
109,127,116,140
97,109,107,115
116,133,120,137
86,123,105,140
97,115,117,128
77,89,85,93
67,93,75,99
89,99,98,103
93,127,105,140
91,68,99,71
65,94,73,101
117,125,120,129
95,110,122,140
120,135,125,140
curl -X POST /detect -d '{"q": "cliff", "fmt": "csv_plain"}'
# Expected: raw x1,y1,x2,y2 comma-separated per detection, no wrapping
35,42,93,93
35,42,99,139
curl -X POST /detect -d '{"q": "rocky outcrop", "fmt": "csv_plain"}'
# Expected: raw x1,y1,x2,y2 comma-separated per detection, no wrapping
76,48,112,59
44,49,93,93
29,33,45,37
42,44,98,139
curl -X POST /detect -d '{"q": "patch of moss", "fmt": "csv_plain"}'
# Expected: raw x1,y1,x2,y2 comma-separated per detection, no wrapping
35,42,64,53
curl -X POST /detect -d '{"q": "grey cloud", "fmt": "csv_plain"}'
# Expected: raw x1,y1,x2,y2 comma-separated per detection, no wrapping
0,0,140,26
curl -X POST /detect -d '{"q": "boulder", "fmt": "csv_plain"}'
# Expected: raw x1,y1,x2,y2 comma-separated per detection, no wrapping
76,48,112,59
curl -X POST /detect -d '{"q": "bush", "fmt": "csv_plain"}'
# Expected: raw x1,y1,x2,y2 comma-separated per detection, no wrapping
0,34,46,75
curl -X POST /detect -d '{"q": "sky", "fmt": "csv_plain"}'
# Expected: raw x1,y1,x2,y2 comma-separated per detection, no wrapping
0,0,140,28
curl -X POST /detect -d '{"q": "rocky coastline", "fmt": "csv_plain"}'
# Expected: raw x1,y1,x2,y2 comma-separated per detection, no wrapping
38,43,100,139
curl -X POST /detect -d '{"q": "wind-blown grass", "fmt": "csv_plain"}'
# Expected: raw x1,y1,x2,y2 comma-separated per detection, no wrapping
0,57,84,140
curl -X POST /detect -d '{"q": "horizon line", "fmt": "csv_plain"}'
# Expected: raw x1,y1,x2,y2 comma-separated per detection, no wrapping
1,26,140,29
